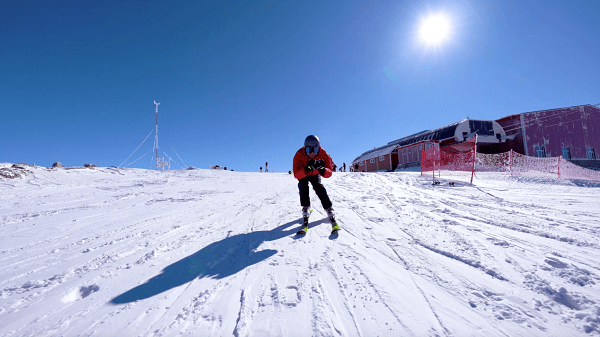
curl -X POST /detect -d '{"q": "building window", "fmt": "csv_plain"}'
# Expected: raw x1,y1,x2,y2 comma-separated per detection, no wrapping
379,156,385,161
359,161,364,166
370,159,375,163
561,147,571,159
535,145,546,158
587,147,596,160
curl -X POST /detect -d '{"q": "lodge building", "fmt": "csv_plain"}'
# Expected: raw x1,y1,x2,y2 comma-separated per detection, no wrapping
352,104,600,172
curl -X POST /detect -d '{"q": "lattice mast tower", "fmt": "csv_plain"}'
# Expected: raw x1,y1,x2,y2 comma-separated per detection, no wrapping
154,101,160,170
153,101,170,170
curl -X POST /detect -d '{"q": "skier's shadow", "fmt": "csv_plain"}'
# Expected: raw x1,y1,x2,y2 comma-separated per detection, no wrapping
110,218,310,304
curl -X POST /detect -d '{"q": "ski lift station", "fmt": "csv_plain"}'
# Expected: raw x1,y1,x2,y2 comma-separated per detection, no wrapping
352,104,600,172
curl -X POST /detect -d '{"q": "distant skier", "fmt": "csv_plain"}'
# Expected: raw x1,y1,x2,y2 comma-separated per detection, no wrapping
343,162,346,172
260,166,263,172
293,135,340,234
265,162,269,173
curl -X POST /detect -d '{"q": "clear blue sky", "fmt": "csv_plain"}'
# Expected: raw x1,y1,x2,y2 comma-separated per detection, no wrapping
2,0,599,172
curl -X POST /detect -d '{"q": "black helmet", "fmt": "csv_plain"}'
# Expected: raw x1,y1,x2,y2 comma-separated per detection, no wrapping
304,135,320,147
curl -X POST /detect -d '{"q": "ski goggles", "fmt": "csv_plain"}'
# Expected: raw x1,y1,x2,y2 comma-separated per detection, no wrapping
305,146,320,154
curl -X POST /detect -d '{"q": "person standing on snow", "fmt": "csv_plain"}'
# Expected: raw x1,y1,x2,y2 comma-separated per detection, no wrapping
292,135,340,234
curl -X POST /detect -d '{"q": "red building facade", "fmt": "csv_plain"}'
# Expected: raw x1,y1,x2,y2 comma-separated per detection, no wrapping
487,105,600,169
352,145,398,172
396,141,435,170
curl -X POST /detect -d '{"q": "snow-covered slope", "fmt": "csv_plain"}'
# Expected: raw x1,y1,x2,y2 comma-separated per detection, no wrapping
1,165,599,336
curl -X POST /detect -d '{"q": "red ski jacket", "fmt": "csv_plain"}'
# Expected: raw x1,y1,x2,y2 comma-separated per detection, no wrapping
293,147,333,180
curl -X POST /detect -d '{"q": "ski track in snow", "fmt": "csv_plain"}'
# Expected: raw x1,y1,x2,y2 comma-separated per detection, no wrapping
1,164,599,336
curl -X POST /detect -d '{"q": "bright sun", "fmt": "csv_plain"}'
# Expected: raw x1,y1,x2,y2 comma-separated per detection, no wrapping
419,14,450,45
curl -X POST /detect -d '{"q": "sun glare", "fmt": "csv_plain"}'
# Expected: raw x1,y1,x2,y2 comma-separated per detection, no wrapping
419,14,450,45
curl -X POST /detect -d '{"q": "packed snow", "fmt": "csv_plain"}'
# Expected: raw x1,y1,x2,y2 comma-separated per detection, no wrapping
1,163,599,336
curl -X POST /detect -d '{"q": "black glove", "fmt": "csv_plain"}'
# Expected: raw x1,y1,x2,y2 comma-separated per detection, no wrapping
305,159,316,173
314,159,326,175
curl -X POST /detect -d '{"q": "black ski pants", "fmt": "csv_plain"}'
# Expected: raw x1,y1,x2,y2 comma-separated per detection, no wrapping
298,174,332,210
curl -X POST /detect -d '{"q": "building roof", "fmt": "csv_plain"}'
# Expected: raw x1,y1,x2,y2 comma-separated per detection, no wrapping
352,144,397,163
387,129,431,145
353,120,464,163
388,120,464,147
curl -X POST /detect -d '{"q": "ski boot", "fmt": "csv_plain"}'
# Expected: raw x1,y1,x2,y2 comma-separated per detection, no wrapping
298,206,312,234
326,207,341,234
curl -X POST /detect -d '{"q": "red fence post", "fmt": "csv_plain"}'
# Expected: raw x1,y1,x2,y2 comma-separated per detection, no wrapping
509,149,513,176
558,156,561,179
420,148,423,176
470,134,478,185
432,144,436,183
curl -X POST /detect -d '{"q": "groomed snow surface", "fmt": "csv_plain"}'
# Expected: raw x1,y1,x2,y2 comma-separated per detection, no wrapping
1,164,599,336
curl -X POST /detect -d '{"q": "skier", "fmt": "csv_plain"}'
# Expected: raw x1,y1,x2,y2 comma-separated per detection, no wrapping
265,162,269,173
293,135,340,234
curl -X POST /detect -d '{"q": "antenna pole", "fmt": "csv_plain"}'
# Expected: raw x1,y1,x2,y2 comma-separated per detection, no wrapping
154,100,160,170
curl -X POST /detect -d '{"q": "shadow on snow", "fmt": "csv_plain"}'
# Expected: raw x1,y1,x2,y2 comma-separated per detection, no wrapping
110,218,322,304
